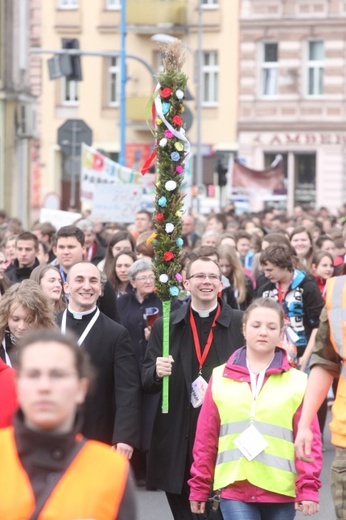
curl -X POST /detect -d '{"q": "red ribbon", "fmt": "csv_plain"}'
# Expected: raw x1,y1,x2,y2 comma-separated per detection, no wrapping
141,95,158,175
141,150,157,175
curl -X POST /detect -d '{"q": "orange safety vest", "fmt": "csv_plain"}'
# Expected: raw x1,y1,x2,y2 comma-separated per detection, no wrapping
325,275,346,447
0,427,129,520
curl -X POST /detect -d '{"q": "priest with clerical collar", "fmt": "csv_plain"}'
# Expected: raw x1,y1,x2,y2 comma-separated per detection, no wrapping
56,261,141,460
142,257,245,520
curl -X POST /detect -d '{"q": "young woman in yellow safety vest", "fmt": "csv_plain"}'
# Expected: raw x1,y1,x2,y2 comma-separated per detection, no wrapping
189,297,322,520
0,329,137,520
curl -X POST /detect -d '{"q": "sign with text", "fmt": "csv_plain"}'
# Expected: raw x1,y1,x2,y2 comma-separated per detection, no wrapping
91,183,142,223
232,160,285,198
81,143,157,215
39,208,82,229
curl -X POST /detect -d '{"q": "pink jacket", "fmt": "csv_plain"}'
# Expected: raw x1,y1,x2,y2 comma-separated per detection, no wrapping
189,346,322,504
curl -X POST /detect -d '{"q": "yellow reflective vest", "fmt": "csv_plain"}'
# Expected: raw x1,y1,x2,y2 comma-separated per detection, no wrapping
325,275,346,447
211,364,307,497
0,427,129,520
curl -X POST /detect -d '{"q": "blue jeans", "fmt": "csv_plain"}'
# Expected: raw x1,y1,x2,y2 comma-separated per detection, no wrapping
220,499,295,520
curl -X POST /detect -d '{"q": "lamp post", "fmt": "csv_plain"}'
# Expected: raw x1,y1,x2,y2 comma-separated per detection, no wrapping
151,22,203,200
119,0,127,166
196,0,203,193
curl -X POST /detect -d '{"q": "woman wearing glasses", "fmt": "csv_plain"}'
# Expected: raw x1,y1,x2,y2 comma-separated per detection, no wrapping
118,259,163,363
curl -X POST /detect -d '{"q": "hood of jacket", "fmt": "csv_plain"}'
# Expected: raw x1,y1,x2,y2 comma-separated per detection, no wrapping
290,269,307,289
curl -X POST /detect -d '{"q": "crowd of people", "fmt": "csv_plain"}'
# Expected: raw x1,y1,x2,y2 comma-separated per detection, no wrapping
0,202,345,519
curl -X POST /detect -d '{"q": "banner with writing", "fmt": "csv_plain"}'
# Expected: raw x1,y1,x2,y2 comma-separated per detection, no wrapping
91,184,143,223
80,143,157,220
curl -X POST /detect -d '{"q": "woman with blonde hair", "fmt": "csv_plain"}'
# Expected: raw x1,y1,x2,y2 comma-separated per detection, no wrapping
0,279,56,368
218,244,254,310
30,265,67,313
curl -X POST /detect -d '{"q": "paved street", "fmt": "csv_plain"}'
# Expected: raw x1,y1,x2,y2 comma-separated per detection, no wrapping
137,411,336,519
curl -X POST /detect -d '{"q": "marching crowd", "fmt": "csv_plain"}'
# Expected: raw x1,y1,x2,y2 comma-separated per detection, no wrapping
0,202,345,519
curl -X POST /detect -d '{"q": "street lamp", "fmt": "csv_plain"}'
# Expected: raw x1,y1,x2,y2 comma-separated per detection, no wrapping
151,26,203,199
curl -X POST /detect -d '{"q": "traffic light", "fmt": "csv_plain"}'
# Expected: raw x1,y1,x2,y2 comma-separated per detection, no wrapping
216,160,228,187
62,38,82,81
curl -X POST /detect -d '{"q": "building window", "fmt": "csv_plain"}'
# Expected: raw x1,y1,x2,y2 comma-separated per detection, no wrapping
57,0,78,8
307,41,324,96
202,51,218,104
108,57,120,105
62,78,79,105
202,0,218,5
106,0,120,8
294,154,316,206
261,43,278,96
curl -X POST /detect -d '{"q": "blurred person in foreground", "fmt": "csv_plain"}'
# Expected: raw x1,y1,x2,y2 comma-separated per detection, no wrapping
295,268,346,520
0,329,136,519
0,357,17,427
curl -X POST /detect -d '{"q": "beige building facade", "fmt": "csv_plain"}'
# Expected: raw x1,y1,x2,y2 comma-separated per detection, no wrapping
238,0,346,214
0,0,36,226
35,0,239,215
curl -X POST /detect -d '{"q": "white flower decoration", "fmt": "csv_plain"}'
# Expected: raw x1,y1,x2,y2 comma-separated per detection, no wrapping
175,89,184,100
165,223,174,234
159,138,168,147
165,180,177,191
159,274,169,283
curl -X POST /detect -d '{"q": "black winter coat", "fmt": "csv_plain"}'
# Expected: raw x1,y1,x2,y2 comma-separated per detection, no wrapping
6,258,40,283
56,309,141,448
142,299,244,493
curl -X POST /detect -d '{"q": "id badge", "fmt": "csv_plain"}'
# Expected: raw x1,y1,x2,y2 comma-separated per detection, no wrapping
191,375,208,408
233,424,268,461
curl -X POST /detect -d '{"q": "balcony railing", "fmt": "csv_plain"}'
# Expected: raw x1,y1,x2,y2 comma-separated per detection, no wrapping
127,0,187,26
